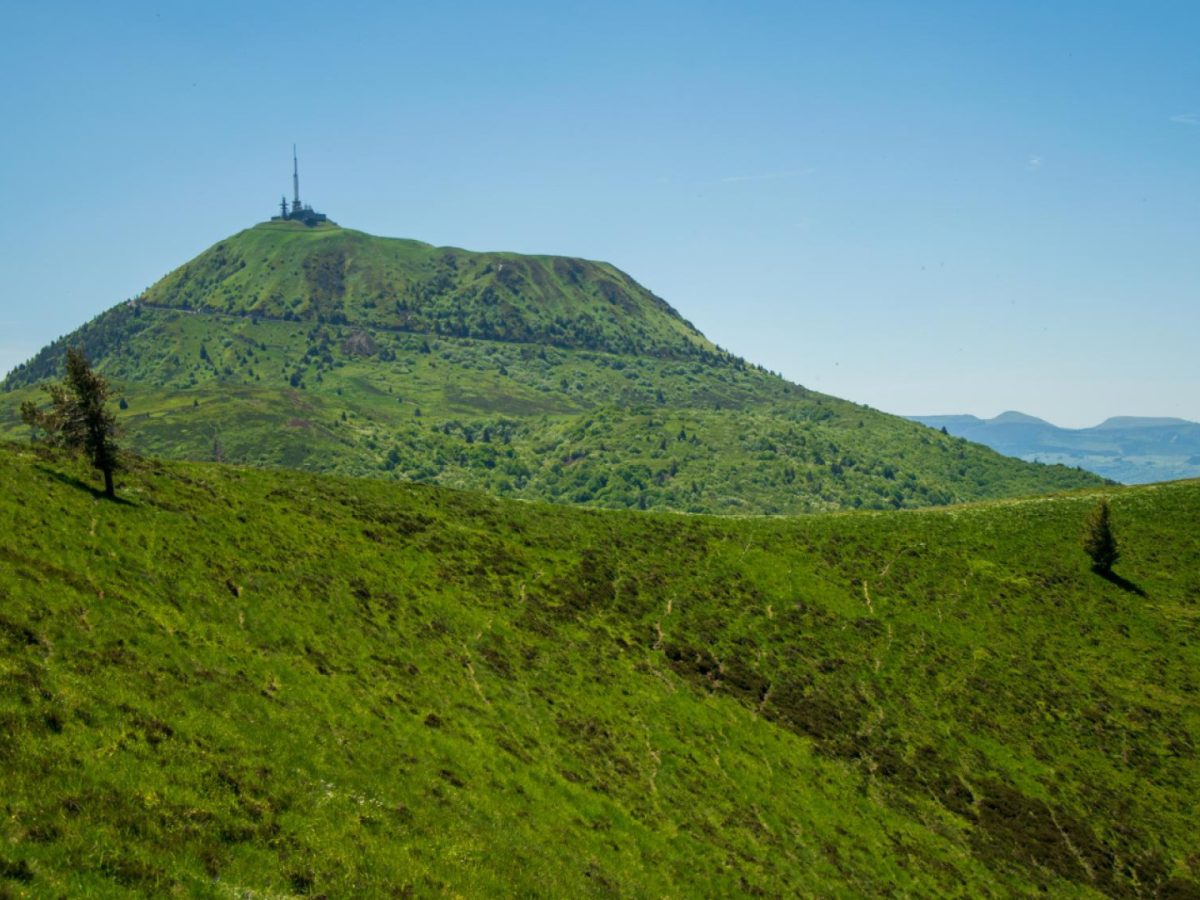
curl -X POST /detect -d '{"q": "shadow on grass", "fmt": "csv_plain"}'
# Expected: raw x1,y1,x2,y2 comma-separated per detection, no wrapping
1094,567,1146,597
36,465,136,506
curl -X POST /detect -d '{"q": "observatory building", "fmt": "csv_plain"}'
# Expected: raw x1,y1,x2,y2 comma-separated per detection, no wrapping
271,146,331,226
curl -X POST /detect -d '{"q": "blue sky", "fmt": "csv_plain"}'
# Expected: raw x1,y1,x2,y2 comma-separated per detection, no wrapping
1,0,1196,427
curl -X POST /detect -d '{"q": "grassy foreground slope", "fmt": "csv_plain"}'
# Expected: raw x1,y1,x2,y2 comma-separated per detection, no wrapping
0,222,1103,514
1,445,1196,896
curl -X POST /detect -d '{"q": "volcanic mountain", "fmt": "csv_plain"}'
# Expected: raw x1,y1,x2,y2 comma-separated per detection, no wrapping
1,221,1102,512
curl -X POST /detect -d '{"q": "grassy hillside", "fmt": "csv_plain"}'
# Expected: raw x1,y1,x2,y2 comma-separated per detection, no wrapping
1,443,1196,896
0,223,1103,514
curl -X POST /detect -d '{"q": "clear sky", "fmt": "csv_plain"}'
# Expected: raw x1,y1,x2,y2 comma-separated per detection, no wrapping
1,1,1196,427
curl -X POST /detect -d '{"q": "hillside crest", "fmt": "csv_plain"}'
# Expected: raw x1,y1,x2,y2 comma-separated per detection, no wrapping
136,223,715,359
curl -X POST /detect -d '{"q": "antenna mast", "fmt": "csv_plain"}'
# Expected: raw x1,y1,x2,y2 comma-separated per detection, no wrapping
272,144,329,225
292,144,300,210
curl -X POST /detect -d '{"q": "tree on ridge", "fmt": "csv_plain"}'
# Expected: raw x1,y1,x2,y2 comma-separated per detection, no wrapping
21,347,122,499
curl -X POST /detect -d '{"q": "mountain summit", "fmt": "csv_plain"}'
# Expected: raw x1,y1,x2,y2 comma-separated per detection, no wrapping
135,221,715,359
2,225,1102,513
989,410,1052,426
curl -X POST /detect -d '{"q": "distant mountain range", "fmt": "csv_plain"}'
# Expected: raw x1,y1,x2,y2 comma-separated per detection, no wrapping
909,412,1200,484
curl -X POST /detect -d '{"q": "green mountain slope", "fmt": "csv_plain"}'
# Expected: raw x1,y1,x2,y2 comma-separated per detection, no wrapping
1,222,1103,513
1,444,1196,895
15,221,715,364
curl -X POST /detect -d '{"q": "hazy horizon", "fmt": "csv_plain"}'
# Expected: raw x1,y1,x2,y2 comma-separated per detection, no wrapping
2,1,1196,429
907,410,1199,428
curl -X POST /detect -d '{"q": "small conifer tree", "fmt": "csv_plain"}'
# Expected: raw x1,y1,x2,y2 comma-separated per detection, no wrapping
20,347,122,498
1082,499,1119,574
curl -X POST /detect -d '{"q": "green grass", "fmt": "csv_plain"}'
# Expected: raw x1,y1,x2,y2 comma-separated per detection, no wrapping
1,443,1196,896
0,223,1103,514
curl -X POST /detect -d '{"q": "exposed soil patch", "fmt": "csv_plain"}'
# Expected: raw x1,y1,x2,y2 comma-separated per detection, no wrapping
341,331,378,357
303,247,347,319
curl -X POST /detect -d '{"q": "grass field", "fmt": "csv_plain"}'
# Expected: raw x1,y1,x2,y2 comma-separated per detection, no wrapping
1,443,1195,896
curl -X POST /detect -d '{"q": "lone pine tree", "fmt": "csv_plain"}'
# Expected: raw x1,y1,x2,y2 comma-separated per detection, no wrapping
20,347,122,498
1082,499,1120,574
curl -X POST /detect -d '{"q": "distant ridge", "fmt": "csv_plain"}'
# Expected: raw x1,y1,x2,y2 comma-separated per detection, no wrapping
909,411,1200,484
1094,416,1192,430
913,411,1199,432
990,410,1052,426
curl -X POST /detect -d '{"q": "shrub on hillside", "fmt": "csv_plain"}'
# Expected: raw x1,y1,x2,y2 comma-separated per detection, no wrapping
1082,499,1120,574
